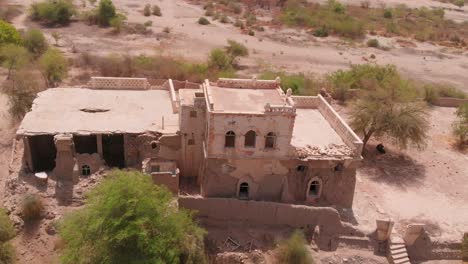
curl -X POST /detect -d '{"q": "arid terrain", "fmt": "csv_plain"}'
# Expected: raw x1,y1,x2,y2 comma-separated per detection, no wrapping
0,0,467,263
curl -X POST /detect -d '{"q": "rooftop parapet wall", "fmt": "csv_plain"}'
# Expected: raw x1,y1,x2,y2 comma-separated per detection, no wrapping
315,95,363,158
216,78,280,89
89,77,152,90
291,96,319,109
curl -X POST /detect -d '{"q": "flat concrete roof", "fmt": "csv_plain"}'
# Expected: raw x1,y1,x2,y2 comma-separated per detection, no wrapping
18,88,179,135
208,86,285,113
291,109,352,156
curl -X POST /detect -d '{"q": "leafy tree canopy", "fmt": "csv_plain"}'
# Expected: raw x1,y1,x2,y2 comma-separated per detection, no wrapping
59,170,206,264
0,20,22,45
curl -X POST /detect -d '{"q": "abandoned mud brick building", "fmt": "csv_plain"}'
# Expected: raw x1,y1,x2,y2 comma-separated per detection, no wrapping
17,77,363,207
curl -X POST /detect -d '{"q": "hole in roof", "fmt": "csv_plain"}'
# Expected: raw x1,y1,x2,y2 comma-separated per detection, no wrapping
80,108,110,113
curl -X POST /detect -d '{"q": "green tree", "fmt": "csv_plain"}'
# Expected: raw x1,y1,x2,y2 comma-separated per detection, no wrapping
452,103,468,148
30,0,76,25
39,48,68,87
59,170,207,264
350,82,429,152
225,39,248,58
97,0,116,26
276,231,314,264
208,48,231,70
0,209,15,264
23,28,48,57
0,44,29,79
0,20,22,45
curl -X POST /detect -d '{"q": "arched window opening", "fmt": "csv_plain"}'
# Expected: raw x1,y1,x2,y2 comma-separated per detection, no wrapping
82,165,91,176
296,165,307,173
151,141,158,149
244,130,256,148
265,132,276,149
239,182,249,199
225,131,236,148
309,181,320,197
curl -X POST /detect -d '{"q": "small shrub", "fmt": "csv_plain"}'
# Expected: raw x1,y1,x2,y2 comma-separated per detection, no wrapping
109,13,126,33
198,17,210,25
30,0,76,25
383,8,393,18
143,20,152,27
23,29,48,57
248,29,255,36
97,0,116,26
454,0,465,8
152,5,162,16
328,0,346,14
208,48,231,70
453,104,468,148
367,38,379,48
162,26,171,33
21,193,44,221
143,4,151,16
220,14,229,23
229,3,242,14
313,26,329,37
234,19,243,28
0,44,29,79
276,231,313,264
226,39,248,58
39,48,68,87
462,233,468,260
0,20,22,45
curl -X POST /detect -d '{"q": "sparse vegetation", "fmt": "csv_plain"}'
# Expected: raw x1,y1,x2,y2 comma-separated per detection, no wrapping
21,193,44,221
260,71,322,95
278,0,467,46
23,29,48,57
143,4,151,16
367,38,379,48
97,0,116,26
39,48,68,87
0,44,29,79
30,0,76,26
452,103,468,148
0,20,22,45
198,16,210,25
208,48,232,70
424,83,466,104
462,233,468,261
59,170,207,264
276,230,314,264
0,209,15,264
152,4,162,16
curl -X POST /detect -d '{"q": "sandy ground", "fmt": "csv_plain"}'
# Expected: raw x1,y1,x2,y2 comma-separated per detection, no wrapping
6,0,468,91
335,105,468,242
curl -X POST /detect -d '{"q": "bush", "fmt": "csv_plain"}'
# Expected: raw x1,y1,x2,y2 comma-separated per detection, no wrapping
109,13,125,33
97,0,116,26
462,233,468,261
143,4,151,16
21,193,44,221
424,83,466,104
260,71,322,95
152,4,162,16
23,29,48,57
30,0,76,25
198,17,210,25
0,209,15,264
367,38,379,48
454,0,465,8
313,26,329,37
220,14,229,23
453,103,468,147
276,231,313,264
383,8,393,18
208,48,231,70
0,20,22,45
39,48,68,87
0,44,29,79
226,40,248,58
2,69,43,119
59,170,207,264
248,29,255,36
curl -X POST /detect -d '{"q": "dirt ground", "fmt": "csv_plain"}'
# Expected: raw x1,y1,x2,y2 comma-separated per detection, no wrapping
6,0,468,90
1,0,467,263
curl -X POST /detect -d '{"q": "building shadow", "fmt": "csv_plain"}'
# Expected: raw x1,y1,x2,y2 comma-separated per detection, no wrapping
359,144,426,189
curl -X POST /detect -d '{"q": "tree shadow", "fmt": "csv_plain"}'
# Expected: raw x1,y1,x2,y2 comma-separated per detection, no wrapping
359,144,426,189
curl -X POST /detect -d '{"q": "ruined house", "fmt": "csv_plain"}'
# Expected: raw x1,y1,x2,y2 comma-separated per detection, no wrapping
17,77,362,208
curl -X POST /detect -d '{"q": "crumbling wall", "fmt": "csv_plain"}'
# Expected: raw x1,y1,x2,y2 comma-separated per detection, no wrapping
201,158,358,208
151,172,179,194
179,197,344,250
75,153,104,176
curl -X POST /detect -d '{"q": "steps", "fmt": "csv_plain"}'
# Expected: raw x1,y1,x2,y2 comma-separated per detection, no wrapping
389,236,411,264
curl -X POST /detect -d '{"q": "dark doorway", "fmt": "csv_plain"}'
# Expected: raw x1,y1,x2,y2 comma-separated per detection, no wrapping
239,182,249,199
309,181,320,196
102,134,125,168
29,135,56,172
73,135,97,154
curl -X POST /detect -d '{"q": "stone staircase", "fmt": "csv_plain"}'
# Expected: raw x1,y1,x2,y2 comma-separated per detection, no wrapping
389,236,411,264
